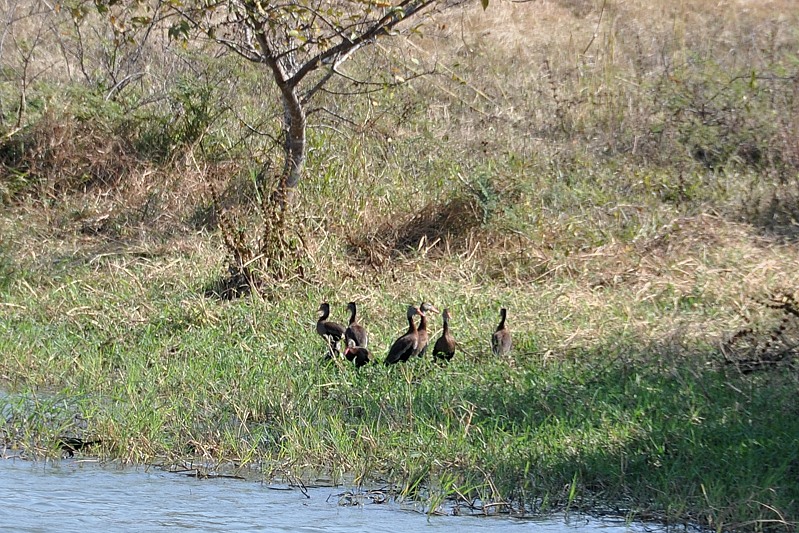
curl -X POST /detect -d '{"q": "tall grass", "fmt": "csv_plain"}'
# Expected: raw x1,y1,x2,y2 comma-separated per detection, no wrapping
2,0,799,531
1,239,798,530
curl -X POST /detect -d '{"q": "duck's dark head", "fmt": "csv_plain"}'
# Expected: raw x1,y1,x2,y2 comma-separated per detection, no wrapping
419,302,440,315
318,302,331,319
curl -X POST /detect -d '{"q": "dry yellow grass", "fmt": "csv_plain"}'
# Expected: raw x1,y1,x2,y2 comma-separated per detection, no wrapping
2,4,799,530
2,0,799,361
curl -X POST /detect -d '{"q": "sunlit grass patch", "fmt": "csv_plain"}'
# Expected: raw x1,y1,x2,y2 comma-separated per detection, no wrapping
2,0,799,530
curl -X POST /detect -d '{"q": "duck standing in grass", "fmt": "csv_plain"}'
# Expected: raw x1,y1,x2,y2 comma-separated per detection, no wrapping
432,308,456,362
491,307,512,356
317,302,346,357
344,339,373,368
412,302,439,358
344,302,368,348
385,305,421,365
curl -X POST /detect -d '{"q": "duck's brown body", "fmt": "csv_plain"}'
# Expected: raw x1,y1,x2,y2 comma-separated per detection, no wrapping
491,307,512,356
317,302,346,356
344,339,373,368
433,308,456,361
344,302,368,348
385,306,421,365
412,302,439,358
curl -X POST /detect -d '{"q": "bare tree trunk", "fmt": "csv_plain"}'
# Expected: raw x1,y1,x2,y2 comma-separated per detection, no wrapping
281,90,306,191
254,31,306,207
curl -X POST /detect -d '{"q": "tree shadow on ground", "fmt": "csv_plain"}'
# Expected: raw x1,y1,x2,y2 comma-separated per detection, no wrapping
740,184,799,243
457,335,799,530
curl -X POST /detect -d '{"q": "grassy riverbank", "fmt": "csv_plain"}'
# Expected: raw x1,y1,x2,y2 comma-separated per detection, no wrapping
2,0,799,530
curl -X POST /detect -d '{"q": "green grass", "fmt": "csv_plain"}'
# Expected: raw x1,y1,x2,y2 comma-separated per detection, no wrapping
1,248,798,530
2,1,799,531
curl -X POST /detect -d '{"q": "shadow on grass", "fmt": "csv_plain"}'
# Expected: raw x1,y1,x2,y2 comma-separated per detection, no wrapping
742,184,799,243
453,339,799,530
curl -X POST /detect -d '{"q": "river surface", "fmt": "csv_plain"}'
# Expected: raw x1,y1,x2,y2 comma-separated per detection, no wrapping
0,458,658,533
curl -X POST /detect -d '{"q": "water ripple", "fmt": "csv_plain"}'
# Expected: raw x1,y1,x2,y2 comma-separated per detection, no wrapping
0,459,654,533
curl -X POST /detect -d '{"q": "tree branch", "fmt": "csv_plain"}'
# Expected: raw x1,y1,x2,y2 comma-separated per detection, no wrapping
301,67,335,105
286,0,437,88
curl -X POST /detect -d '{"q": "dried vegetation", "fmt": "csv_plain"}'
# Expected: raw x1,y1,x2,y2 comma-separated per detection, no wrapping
2,0,799,530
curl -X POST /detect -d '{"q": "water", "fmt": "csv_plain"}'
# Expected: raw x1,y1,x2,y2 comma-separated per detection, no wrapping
0,458,654,533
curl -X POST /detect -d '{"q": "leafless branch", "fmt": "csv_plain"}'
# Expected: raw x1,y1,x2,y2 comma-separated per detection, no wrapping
582,0,607,55
286,0,437,88
301,67,335,105
105,71,145,101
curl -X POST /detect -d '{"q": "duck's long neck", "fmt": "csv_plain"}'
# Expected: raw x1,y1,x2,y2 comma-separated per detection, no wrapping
497,313,506,331
408,313,418,333
419,313,428,332
348,306,357,325
319,307,330,322
442,316,449,334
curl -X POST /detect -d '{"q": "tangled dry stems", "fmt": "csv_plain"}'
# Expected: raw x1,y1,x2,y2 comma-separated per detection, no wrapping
0,111,137,201
723,290,799,373
345,195,485,267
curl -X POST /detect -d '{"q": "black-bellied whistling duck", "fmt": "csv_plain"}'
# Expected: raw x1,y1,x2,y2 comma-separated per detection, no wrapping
491,307,512,356
385,305,421,365
317,302,346,357
412,302,439,358
344,338,373,368
344,302,368,348
433,308,456,361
